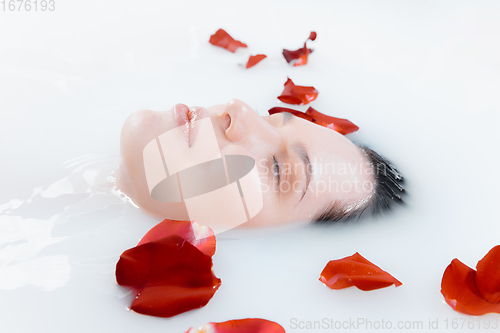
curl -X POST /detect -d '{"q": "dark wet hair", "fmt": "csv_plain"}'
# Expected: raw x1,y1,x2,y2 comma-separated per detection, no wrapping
313,144,405,224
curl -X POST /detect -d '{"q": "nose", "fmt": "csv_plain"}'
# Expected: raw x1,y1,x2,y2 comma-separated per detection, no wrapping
221,99,280,145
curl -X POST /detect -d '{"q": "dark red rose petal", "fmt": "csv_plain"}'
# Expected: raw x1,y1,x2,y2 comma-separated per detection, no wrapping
116,235,221,317
137,219,216,257
245,54,267,69
277,78,318,105
268,106,359,135
441,258,500,315
185,318,286,333
476,245,500,304
131,283,220,318
282,43,313,66
306,107,359,135
319,252,402,291
282,31,317,66
209,29,248,53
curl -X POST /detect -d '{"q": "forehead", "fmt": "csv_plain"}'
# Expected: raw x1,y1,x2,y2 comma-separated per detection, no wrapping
275,112,368,167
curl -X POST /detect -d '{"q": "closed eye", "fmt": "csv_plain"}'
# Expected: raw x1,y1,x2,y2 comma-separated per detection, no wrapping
272,154,280,189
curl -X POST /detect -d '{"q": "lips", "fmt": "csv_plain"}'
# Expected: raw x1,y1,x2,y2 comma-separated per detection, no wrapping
173,104,190,146
188,107,205,148
173,104,206,147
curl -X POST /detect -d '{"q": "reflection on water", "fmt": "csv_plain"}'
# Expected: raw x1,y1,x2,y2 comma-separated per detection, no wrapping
0,153,150,294
0,255,70,291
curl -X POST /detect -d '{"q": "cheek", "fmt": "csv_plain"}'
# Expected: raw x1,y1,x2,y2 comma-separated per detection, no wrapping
237,171,278,228
234,157,264,220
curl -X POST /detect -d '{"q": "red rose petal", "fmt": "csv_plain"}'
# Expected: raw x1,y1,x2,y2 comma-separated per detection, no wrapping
319,252,402,291
116,235,221,317
282,43,313,66
185,318,286,333
138,219,216,257
282,31,317,66
209,29,248,53
476,245,500,304
246,54,267,69
277,78,318,105
441,258,500,315
268,106,359,135
306,107,359,135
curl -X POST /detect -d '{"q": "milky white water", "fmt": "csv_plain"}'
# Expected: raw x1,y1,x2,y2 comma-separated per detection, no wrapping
1,1,500,332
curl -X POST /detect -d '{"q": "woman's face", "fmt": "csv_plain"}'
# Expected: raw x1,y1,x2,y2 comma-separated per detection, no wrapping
116,99,374,229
